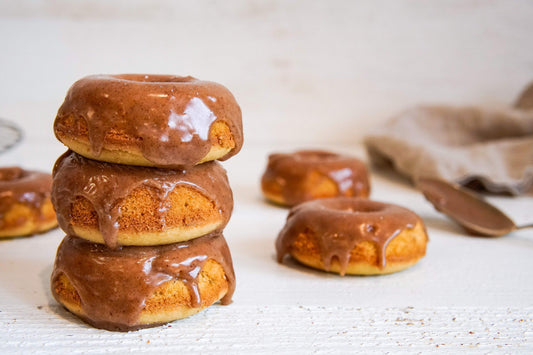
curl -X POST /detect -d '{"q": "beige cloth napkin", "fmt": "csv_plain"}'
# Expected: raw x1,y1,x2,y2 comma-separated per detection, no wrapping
364,83,533,195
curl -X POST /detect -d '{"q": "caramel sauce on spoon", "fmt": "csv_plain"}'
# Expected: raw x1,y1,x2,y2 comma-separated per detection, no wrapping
417,178,524,236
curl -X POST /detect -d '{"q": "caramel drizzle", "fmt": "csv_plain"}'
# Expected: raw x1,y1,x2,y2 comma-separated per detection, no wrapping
0,167,52,223
263,150,370,205
276,197,419,275
52,151,233,249
51,233,235,331
54,74,243,168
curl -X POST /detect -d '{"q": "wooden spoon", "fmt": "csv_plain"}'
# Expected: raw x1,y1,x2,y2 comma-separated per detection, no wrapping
416,177,533,237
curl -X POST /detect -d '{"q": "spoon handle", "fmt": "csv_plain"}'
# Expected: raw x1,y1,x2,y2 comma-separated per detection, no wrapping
516,223,533,230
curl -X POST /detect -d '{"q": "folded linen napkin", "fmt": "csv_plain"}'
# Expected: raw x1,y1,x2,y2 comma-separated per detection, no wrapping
364,83,533,195
515,82,533,110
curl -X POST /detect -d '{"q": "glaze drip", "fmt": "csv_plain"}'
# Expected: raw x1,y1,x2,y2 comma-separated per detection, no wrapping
54,74,243,167
0,167,52,222
51,233,235,331
276,197,420,275
52,151,233,248
262,150,370,205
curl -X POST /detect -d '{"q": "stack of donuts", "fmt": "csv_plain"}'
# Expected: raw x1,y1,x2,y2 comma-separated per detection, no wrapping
49,74,243,331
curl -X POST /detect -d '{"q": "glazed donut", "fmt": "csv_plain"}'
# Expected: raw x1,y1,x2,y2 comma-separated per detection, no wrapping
261,150,370,207
52,151,233,248
51,232,235,331
54,74,243,168
276,197,428,275
0,167,57,238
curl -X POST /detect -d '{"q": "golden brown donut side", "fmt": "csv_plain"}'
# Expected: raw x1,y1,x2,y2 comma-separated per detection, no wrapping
51,233,235,331
54,74,243,168
52,151,234,248
276,197,428,275
261,150,370,207
0,167,57,238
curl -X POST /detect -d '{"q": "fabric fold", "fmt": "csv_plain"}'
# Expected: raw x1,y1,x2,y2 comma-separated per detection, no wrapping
364,105,533,195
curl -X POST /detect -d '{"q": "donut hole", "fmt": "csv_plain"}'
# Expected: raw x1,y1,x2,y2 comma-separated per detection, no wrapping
352,205,384,213
113,74,196,84
295,150,338,162
322,198,385,214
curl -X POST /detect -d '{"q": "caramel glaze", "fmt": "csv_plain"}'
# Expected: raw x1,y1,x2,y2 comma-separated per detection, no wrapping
0,167,52,224
54,74,243,168
276,197,420,275
262,150,370,205
52,151,233,249
51,233,235,331
417,177,516,235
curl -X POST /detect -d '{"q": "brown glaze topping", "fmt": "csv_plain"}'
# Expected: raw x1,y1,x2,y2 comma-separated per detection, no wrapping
51,233,235,331
262,150,370,205
0,167,52,222
417,177,516,235
54,74,243,167
52,151,233,248
276,197,420,275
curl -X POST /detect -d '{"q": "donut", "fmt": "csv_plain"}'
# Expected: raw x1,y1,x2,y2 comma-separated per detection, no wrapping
0,167,57,238
51,232,235,331
276,197,427,275
52,151,233,249
54,74,243,168
261,150,370,207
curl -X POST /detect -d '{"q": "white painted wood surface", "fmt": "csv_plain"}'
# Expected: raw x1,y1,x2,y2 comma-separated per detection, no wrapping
1,1,533,352
1,142,532,353
1,305,531,353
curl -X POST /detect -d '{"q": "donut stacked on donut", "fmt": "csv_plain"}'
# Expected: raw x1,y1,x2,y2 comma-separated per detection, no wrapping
261,150,370,207
50,74,242,331
54,74,243,168
52,151,233,248
276,197,428,275
0,167,57,238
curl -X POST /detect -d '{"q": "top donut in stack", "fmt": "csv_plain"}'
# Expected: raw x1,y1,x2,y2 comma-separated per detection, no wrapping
54,74,243,169
52,74,243,249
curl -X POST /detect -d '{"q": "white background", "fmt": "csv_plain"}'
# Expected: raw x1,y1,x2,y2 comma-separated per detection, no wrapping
1,1,532,353
1,0,533,151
